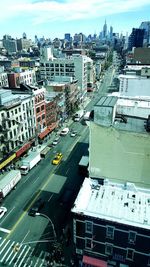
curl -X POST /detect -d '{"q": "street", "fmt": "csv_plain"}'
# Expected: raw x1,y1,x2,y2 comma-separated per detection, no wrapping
0,65,115,266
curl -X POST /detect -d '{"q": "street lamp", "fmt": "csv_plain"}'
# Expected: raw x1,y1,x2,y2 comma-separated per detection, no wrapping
35,213,57,242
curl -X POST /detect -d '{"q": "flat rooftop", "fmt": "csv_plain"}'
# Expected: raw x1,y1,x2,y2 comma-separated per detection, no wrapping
72,178,150,230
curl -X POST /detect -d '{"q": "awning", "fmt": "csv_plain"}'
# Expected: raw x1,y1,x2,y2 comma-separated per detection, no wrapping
16,142,31,158
38,128,50,139
82,255,107,267
39,122,58,139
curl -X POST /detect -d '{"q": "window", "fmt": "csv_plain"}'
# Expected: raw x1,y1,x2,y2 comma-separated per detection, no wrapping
37,117,40,122
105,243,113,255
126,249,134,261
41,105,45,111
106,226,114,239
85,221,93,234
85,238,92,250
36,107,40,113
128,231,136,244
42,114,45,120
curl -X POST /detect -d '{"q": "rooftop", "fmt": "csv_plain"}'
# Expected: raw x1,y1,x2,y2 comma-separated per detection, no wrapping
72,178,150,230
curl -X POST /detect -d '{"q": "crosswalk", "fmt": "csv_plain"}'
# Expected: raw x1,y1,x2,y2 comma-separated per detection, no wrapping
0,237,52,266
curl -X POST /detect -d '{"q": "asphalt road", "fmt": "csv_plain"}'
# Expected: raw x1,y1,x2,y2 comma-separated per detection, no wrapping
0,65,115,266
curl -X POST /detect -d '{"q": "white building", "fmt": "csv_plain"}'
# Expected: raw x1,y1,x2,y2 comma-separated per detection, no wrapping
119,74,150,97
0,66,8,87
40,47,94,97
19,69,36,86
0,89,36,157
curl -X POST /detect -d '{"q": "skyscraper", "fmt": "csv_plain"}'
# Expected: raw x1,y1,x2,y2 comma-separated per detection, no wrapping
139,21,150,45
103,20,107,38
110,26,113,39
128,28,145,51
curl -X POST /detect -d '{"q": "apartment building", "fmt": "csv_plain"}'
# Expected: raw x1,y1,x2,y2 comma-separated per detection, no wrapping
40,46,94,97
0,66,8,87
0,89,36,157
72,178,150,267
8,68,36,88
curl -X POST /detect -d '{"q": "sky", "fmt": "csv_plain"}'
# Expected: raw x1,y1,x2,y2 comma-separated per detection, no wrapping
0,0,150,40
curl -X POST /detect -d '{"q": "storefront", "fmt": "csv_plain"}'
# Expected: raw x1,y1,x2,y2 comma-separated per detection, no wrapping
15,142,31,158
82,255,107,267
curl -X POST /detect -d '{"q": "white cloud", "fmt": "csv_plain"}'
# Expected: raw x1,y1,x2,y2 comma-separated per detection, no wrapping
0,0,149,25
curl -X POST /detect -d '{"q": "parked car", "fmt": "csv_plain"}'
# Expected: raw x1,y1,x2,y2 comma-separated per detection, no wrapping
28,198,45,217
52,137,60,146
0,207,7,219
52,153,63,165
70,130,77,137
60,127,69,136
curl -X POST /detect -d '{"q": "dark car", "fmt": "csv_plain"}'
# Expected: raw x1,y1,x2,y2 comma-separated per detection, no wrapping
28,198,45,217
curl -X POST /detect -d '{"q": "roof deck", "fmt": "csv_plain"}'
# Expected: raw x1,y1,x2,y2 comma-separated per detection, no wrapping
72,178,150,230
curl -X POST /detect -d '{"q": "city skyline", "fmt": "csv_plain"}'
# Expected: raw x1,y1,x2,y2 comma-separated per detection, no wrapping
0,0,150,39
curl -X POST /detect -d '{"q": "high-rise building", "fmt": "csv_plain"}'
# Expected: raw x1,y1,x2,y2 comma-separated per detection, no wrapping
3,35,17,55
64,33,71,42
139,21,150,45
110,26,113,39
128,28,145,51
103,20,107,39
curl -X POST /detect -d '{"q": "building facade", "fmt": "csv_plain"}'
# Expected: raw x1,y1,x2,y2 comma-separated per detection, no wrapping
0,89,36,157
72,178,150,267
40,47,94,97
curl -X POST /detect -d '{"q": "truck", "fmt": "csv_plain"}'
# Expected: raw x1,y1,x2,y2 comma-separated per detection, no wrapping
20,151,41,175
83,111,91,121
73,109,84,122
0,170,21,200
40,147,50,158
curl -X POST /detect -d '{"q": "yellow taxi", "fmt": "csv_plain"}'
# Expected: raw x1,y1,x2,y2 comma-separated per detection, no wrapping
52,153,63,165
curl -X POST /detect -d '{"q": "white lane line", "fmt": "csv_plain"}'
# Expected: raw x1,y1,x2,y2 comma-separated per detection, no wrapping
48,194,53,202
34,251,44,267
23,247,34,267
21,230,30,245
0,241,15,263
33,176,40,184
0,240,11,255
14,245,26,266
5,242,16,263
1,206,15,224
0,227,11,234
66,168,70,174
17,246,30,267
39,251,47,267
0,238,6,248
23,176,30,184
9,242,20,265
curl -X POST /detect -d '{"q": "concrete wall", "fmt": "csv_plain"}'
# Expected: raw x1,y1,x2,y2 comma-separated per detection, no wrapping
89,122,150,188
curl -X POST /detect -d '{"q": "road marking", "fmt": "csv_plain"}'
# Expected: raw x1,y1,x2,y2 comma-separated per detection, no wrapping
66,168,70,174
48,194,53,202
9,242,20,265
17,246,30,267
14,245,26,266
0,240,10,255
0,241,15,263
33,176,40,184
21,230,30,245
6,172,54,239
23,176,31,184
0,227,11,234
0,206,15,224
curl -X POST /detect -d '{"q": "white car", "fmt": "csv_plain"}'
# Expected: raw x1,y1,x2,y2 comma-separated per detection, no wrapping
70,131,77,137
0,207,7,219
60,127,69,136
52,137,60,146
